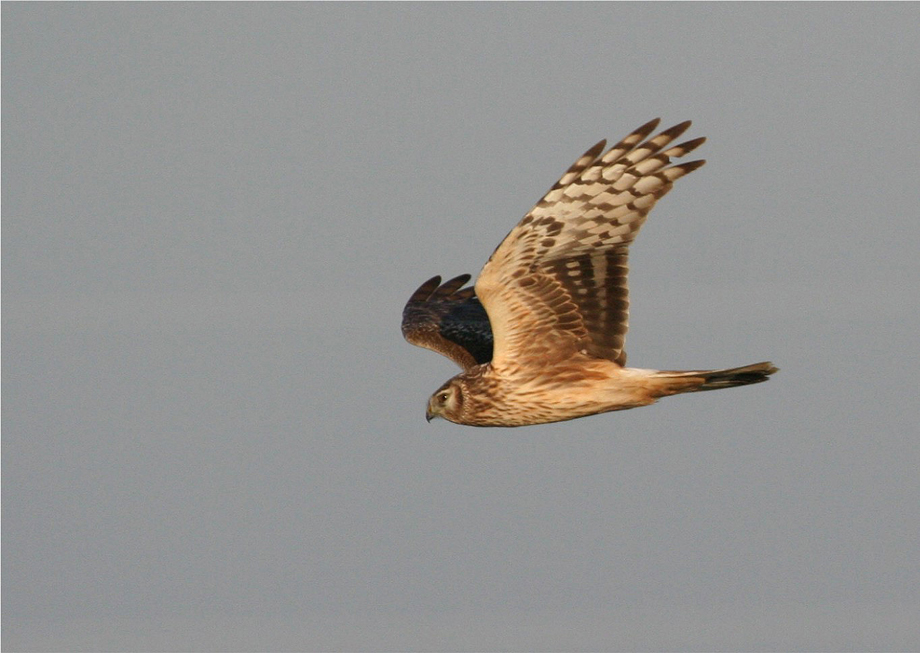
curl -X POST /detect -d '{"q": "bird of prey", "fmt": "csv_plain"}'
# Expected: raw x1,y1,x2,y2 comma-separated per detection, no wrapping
402,118,777,427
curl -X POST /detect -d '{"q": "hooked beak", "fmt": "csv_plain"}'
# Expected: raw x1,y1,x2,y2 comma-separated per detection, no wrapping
426,408,434,423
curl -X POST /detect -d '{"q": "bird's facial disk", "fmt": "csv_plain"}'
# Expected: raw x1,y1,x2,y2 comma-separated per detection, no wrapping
426,382,460,423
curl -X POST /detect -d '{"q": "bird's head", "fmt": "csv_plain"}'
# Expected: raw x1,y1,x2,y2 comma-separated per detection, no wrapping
426,379,464,424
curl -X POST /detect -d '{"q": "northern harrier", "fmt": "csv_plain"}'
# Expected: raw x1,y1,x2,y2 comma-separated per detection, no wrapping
402,119,777,427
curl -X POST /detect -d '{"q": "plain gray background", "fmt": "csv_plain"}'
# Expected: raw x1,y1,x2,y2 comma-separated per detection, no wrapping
4,3,919,651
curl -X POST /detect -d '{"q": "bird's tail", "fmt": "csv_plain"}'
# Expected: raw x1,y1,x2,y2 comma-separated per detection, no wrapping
650,361,778,396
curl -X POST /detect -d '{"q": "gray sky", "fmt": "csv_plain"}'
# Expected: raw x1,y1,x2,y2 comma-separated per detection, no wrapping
4,3,919,651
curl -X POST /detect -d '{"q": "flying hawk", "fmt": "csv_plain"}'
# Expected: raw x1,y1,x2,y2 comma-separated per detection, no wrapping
402,118,777,427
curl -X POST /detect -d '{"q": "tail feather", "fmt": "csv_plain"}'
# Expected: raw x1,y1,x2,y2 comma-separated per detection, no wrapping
654,361,778,395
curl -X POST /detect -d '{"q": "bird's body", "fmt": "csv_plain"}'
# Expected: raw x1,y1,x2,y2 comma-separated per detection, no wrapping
402,119,777,427
433,360,656,427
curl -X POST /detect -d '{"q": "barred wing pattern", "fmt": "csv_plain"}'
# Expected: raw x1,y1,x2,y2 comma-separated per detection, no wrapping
401,274,493,371
475,119,706,369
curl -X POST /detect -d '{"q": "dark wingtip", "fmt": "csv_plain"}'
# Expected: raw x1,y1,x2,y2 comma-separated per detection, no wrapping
436,274,473,297
407,276,442,303
681,159,707,173
658,120,693,141
674,136,707,155
585,139,607,159
637,117,662,134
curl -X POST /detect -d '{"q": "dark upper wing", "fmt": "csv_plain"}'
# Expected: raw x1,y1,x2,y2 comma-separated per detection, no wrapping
401,274,493,370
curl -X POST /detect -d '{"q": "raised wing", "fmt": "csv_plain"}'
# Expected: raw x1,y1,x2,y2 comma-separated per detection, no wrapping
402,274,493,371
475,119,706,370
